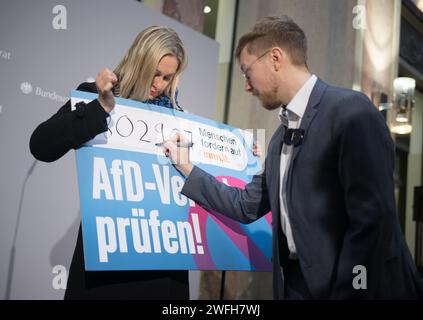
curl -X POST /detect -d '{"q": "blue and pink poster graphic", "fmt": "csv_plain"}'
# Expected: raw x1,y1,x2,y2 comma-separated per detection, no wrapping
71,90,272,271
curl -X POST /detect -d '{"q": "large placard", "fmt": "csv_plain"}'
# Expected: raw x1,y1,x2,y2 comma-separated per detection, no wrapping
72,90,272,271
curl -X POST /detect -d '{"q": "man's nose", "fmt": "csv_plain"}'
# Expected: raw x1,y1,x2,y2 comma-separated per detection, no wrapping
244,80,253,92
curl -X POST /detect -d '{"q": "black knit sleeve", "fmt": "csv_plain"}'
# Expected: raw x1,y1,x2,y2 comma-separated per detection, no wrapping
29,82,110,162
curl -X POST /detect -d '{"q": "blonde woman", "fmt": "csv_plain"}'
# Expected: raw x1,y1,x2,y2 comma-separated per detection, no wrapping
30,26,189,299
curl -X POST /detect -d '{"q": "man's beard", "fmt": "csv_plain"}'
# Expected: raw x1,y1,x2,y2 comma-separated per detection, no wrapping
256,84,281,110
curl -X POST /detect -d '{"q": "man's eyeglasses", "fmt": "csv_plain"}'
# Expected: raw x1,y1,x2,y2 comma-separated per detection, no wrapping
241,50,270,82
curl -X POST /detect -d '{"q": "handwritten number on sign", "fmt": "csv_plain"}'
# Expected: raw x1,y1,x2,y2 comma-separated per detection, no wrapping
155,123,165,143
137,119,150,143
183,130,193,144
116,115,134,138
105,115,189,147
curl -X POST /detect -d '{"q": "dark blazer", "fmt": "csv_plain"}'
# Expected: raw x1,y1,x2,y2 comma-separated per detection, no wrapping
181,79,423,299
30,82,189,299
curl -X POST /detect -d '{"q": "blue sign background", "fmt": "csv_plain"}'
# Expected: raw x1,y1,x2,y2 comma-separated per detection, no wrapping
72,91,272,271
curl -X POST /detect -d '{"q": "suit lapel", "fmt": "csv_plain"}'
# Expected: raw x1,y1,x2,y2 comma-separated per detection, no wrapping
268,123,285,226
267,123,289,272
290,79,327,164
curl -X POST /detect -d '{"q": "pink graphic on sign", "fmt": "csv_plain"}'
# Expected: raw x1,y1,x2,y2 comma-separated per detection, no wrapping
188,176,272,270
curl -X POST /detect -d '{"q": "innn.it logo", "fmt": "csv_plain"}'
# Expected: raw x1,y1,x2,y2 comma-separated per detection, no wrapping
20,82,33,94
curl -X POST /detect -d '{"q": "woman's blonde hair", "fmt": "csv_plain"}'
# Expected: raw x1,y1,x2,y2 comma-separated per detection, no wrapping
113,26,187,108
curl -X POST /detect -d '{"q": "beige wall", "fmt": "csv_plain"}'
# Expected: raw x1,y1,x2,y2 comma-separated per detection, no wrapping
405,89,423,257
226,0,357,151
360,0,401,98
213,0,237,123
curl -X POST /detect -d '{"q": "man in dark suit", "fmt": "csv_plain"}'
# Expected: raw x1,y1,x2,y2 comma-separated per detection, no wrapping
164,15,423,299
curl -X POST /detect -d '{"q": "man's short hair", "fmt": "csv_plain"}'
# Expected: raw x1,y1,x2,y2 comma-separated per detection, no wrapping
235,15,308,67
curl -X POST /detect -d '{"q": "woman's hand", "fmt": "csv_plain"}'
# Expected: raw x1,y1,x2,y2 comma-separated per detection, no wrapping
96,68,118,113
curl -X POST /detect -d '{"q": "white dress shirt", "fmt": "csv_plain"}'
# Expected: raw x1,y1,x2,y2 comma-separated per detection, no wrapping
278,74,317,258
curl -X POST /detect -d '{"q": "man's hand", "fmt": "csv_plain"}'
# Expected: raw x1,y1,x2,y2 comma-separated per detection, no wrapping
96,68,118,113
162,133,193,177
252,141,262,157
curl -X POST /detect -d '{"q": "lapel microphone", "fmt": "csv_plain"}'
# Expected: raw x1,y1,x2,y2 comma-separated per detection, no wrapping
283,128,305,146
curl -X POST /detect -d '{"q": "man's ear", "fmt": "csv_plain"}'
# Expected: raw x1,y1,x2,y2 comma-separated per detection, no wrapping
269,47,285,71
